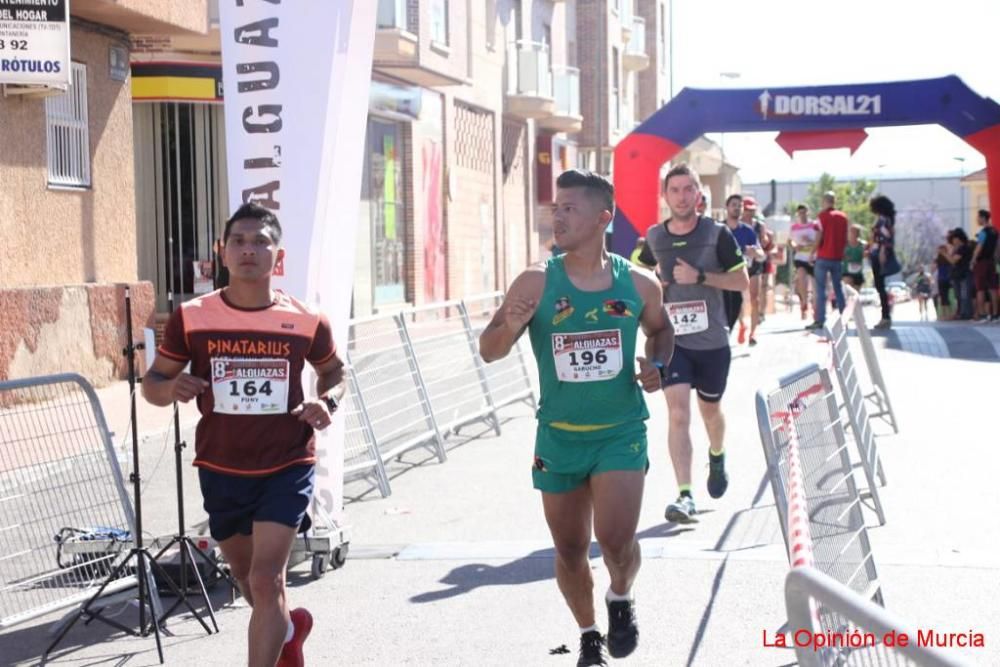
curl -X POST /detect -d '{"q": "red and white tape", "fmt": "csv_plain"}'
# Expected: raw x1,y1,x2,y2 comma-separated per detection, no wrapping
783,413,815,569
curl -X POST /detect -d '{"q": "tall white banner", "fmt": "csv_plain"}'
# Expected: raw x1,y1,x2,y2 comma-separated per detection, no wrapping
219,1,376,523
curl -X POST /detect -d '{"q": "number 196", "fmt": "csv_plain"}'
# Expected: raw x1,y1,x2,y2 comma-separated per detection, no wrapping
569,350,608,365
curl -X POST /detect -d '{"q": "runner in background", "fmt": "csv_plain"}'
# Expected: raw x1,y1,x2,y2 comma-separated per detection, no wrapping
637,164,749,525
789,205,820,321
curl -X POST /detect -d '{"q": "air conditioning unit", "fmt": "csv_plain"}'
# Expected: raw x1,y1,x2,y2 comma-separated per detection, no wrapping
3,83,66,98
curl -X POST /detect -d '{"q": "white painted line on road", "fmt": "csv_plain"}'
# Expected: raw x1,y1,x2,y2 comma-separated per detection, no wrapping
351,540,1000,570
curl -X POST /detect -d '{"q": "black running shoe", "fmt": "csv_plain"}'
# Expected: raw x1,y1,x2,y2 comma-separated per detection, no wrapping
707,451,729,499
606,599,639,658
577,630,608,667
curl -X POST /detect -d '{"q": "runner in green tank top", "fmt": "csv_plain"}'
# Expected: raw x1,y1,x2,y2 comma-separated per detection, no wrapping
480,169,673,667
528,253,650,430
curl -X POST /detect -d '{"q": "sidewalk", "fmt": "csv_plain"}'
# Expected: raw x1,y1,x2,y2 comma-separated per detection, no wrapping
2,302,998,666
90,377,201,445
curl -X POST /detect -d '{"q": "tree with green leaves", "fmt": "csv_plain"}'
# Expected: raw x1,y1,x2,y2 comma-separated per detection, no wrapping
802,173,877,233
783,174,877,229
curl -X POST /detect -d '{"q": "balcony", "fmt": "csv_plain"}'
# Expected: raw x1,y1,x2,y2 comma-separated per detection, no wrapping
623,16,649,71
538,66,582,133
72,0,208,34
374,0,417,61
619,2,634,42
505,41,555,120
373,0,464,87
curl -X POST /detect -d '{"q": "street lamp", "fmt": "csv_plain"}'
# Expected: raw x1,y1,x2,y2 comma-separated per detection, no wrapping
954,156,966,231
668,0,673,99
718,72,741,158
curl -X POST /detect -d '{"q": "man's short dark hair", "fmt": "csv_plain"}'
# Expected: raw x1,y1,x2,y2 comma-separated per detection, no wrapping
664,163,701,190
556,169,615,214
725,194,742,206
224,202,283,244
796,204,808,212
979,209,991,222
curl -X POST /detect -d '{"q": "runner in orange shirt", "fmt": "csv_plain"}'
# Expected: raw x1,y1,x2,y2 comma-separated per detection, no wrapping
143,203,345,667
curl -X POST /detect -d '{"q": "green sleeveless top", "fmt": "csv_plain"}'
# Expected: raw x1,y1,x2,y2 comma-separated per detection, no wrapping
528,253,649,433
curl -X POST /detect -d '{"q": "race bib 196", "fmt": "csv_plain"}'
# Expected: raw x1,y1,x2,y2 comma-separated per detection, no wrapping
212,357,290,415
551,329,623,382
667,300,709,336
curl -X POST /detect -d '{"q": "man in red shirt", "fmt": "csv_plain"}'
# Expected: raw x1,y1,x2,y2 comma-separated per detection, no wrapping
807,191,849,329
142,203,346,667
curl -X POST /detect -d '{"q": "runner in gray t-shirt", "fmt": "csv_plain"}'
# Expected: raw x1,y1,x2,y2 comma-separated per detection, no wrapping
636,164,749,524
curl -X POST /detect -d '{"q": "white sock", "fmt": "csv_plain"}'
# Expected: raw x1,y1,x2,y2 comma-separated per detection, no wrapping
283,617,295,644
606,587,633,603
579,624,600,635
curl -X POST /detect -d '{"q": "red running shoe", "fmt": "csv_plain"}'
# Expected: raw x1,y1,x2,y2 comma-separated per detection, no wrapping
276,608,313,667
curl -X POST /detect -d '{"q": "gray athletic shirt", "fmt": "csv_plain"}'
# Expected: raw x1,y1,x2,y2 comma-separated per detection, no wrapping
638,216,745,350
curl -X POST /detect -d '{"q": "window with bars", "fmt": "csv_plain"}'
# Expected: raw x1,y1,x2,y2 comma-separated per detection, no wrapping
45,63,90,188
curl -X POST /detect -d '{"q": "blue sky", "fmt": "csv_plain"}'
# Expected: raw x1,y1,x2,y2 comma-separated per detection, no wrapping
672,0,998,182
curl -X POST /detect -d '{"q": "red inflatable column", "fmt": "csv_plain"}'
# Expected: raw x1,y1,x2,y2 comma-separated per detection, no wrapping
613,133,684,239
964,124,1000,219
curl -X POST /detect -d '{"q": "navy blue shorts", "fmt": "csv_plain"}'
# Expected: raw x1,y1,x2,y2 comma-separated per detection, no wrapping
662,345,731,403
198,464,315,542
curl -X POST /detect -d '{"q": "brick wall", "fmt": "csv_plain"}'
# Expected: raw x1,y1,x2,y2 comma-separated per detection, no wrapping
637,0,668,120
577,0,608,149
502,118,529,285
402,123,422,306
448,101,497,298
1,25,137,289
637,0,657,120
130,35,172,53
0,282,155,385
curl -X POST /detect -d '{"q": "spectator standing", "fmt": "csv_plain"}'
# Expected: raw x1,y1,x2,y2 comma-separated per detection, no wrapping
807,191,849,330
868,195,900,330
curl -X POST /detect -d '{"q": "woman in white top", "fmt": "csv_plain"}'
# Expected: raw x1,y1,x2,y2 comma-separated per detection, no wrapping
789,204,821,320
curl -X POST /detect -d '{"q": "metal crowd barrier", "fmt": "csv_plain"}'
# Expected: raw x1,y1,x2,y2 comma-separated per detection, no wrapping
851,299,900,434
786,567,972,667
399,301,501,438
343,293,536,497
341,366,391,498
826,311,888,525
346,312,447,481
756,364,883,605
462,293,537,413
0,374,147,629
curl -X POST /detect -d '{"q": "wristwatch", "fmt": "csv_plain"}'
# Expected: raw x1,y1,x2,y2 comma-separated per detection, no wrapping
696,268,706,285
321,394,339,413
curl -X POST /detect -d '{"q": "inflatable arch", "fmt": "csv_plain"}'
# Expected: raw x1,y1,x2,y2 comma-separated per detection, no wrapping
611,76,1000,255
